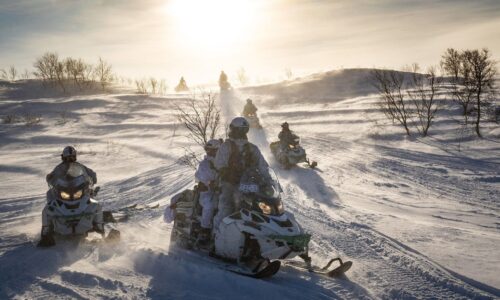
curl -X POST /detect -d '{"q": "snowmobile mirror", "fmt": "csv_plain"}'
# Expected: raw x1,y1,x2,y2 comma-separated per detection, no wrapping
93,186,100,197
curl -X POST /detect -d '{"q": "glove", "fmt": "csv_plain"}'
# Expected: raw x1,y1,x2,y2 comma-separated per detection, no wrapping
208,180,217,190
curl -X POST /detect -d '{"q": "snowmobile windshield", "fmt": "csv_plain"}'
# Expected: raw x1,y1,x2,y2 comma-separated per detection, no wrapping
291,136,300,146
239,168,284,215
53,164,89,201
239,168,281,198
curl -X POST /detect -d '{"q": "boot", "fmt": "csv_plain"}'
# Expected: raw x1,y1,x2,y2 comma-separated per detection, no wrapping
197,228,211,248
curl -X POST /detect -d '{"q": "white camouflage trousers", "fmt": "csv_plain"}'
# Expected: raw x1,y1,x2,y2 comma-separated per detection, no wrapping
199,190,216,229
213,181,240,230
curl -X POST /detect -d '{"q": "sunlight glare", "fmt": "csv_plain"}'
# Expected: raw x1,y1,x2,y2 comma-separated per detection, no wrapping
166,0,258,53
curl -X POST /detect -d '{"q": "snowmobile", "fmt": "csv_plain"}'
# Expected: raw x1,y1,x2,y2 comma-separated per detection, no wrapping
169,168,350,278
219,80,231,91
243,113,263,129
38,163,120,247
270,137,317,169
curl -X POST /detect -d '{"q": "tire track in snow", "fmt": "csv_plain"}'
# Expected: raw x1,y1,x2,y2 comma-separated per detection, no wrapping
280,181,497,299
249,98,498,298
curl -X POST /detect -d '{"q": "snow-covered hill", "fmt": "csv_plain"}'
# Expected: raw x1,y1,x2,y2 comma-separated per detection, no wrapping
0,71,498,299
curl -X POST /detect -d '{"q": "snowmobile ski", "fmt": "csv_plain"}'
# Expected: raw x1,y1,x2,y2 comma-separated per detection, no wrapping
226,260,281,279
285,258,352,278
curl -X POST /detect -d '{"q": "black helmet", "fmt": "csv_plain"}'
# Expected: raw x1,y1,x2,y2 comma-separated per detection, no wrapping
61,146,77,162
281,122,289,130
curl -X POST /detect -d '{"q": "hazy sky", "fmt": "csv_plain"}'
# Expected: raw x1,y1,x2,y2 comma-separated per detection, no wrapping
1,0,499,85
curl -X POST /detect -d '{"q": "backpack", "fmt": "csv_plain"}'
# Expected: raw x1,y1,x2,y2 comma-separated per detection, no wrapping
224,140,258,184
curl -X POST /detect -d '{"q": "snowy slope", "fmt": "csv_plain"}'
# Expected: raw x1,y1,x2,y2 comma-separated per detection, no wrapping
0,73,499,299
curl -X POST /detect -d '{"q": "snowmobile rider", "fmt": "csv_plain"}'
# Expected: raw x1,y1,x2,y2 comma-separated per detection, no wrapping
278,122,299,151
195,139,222,244
46,146,96,188
213,117,271,230
175,76,189,92
39,146,98,247
242,98,258,117
219,70,230,90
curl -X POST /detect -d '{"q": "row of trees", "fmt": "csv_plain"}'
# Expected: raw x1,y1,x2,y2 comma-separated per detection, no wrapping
135,77,168,95
0,66,33,81
441,48,497,137
32,52,113,92
372,65,441,137
372,48,497,138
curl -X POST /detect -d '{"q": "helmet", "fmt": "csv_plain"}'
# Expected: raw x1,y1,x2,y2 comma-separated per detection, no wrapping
204,139,221,156
61,146,77,162
246,98,252,103
229,117,249,138
281,122,289,130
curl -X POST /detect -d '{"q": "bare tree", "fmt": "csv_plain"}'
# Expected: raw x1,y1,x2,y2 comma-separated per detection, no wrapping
371,69,412,135
441,48,475,122
440,48,461,81
0,69,7,80
94,57,113,91
33,52,59,83
64,57,87,88
135,79,148,94
176,147,201,170
236,67,248,86
149,77,158,94
82,62,95,86
21,69,30,80
55,60,66,92
158,79,168,95
408,65,442,136
8,66,18,81
462,48,497,137
176,93,221,147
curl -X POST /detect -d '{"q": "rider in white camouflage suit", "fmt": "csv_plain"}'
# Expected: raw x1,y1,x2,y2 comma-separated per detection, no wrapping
213,117,271,230
195,139,221,243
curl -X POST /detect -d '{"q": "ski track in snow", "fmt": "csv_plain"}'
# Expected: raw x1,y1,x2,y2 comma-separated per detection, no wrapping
0,77,499,299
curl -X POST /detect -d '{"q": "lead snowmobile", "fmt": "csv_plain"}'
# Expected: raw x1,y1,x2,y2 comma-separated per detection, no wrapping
37,163,119,247
219,71,232,91
270,136,317,169
168,168,350,278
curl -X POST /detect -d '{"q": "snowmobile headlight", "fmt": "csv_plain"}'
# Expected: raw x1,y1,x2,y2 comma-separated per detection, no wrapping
73,189,83,199
258,202,272,215
60,191,71,200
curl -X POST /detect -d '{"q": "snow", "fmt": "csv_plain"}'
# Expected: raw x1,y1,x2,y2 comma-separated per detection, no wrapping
0,72,499,299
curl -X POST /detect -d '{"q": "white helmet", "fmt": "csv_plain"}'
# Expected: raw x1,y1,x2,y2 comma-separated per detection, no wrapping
205,139,221,151
229,117,249,136
204,139,221,156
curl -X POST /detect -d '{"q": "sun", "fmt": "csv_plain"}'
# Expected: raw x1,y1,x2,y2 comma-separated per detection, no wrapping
166,0,258,52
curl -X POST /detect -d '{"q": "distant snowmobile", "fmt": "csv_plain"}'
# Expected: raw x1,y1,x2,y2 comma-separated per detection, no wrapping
37,163,119,247
219,71,231,91
270,137,317,169
168,168,349,278
242,99,262,129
